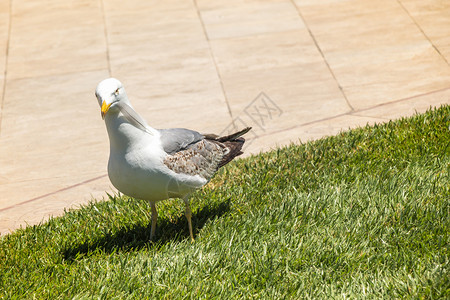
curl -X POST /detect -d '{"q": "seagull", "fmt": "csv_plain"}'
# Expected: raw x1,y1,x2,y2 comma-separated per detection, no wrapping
95,78,251,241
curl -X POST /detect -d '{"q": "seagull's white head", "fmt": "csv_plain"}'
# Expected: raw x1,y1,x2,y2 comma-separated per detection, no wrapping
95,78,129,119
95,78,154,135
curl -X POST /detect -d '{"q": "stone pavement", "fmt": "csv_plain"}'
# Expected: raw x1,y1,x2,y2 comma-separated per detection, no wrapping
0,0,449,235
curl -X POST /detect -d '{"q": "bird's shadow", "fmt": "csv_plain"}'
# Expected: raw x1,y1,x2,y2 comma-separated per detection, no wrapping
62,199,230,261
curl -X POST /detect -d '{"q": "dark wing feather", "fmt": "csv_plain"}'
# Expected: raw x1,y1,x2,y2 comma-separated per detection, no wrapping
163,140,224,181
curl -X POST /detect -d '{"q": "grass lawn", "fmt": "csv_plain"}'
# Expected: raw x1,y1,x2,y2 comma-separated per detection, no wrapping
1,106,449,299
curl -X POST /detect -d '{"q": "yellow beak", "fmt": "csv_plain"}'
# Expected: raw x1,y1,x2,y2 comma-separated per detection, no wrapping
101,101,112,119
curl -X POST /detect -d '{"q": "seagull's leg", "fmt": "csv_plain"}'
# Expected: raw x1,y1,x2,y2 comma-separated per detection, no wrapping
150,201,157,241
184,197,194,241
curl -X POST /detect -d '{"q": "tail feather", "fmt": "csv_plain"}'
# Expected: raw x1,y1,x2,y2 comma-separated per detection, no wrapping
218,138,245,168
204,127,252,168
216,127,252,142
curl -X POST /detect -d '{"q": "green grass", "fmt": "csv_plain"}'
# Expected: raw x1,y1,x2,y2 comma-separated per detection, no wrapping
1,106,449,299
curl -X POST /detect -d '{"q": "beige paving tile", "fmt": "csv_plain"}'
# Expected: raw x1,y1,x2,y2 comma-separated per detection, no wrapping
0,174,112,235
135,101,233,135
295,0,413,48
196,0,288,10
197,0,305,39
218,63,351,143
0,69,114,232
294,0,450,110
399,0,450,63
104,0,193,12
246,93,450,154
0,173,109,210
339,44,450,109
7,0,107,79
0,0,9,113
104,4,204,50
110,54,228,112
104,2,206,75
0,0,9,59
210,30,324,74
107,27,226,113
0,70,109,191
211,28,351,134
352,87,450,121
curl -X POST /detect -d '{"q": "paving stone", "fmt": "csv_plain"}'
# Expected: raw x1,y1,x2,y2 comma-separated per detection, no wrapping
197,0,305,39
399,0,450,63
0,71,111,230
7,0,107,79
0,0,10,116
294,0,450,110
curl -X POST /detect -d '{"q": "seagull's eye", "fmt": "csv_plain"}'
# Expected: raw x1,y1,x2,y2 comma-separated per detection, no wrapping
114,88,120,96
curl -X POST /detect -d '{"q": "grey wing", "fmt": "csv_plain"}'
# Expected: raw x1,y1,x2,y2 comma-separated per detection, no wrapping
157,128,204,155
164,139,226,181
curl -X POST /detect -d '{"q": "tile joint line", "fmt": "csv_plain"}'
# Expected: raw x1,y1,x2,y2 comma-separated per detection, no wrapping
0,174,109,213
100,0,113,77
396,0,449,66
291,0,355,111
192,0,236,127
255,85,450,139
0,0,13,135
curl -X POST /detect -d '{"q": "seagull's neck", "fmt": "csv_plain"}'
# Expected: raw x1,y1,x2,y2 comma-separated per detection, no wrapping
105,111,160,153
